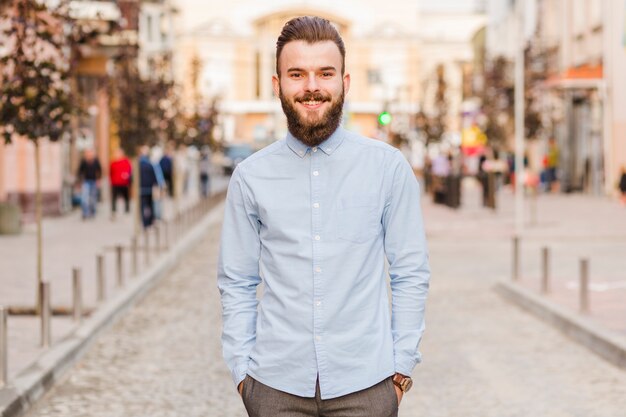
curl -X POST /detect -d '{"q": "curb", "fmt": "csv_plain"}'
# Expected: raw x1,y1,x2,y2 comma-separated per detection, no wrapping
0,194,226,417
494,281,626,370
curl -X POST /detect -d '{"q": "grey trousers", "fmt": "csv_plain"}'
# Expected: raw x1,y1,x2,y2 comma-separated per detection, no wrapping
241,375,399,417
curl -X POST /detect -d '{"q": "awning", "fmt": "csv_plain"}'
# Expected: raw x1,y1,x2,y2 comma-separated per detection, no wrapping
544,64,604,89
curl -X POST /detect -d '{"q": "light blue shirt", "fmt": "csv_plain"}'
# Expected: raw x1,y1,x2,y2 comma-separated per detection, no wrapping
218,127,430,400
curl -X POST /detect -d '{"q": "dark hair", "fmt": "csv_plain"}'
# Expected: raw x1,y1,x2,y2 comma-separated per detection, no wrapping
275,16,346,76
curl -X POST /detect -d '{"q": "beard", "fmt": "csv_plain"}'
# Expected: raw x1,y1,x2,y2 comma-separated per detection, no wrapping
279,88,344,147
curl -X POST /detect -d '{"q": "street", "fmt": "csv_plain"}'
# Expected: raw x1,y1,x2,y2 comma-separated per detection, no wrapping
23,186,626,417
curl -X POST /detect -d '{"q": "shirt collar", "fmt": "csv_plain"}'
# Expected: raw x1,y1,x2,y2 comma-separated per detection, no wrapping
285,127,345,158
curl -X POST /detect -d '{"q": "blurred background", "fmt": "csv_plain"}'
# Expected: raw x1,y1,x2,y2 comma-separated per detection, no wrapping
1,0,625,211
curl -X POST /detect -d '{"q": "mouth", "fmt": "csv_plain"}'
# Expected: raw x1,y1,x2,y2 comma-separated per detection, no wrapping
298,100,326,110
295,92,331,111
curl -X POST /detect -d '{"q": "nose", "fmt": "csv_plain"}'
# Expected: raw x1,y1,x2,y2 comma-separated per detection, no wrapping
304,73,319,92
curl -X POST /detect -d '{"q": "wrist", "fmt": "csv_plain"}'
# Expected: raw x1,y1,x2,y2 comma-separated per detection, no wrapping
392,373,413,393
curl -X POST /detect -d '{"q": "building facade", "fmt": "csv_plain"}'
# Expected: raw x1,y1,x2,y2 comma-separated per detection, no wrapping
0,0,179,220
174,0,426,146
483,0,626,196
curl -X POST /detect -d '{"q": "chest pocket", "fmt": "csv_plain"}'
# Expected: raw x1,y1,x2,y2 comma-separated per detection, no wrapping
336,194,380,244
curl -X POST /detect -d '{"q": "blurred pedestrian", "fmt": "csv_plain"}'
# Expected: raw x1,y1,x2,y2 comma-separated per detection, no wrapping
76,148,101,220
199,147,211,198
546,137,560,193
149,145,167,220
218,16,430,417
139,146,160,228
619,166,626,206
159,144,174,198
109,148,132,220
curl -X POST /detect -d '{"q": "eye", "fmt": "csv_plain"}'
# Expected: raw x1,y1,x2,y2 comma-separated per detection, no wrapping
289,73,303,79
321,72,334,78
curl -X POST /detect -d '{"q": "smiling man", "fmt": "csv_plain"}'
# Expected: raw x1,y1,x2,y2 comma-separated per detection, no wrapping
218,16,430,417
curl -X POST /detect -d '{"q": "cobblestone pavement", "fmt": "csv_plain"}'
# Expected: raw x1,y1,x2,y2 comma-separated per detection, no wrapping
24,195,626,417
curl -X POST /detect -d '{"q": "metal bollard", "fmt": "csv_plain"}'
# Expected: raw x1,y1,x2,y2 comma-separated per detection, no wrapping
96,254,106,302
144,229,150,266
131,236,138,276
512,236,520,281
72,268,82,323
0,306,7,387
40,281,51,348
580,258,590,313
116,245,124,287
541,247,550,294
155,224,161,254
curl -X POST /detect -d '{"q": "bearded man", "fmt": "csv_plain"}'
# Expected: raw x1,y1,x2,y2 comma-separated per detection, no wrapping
218,16,430,417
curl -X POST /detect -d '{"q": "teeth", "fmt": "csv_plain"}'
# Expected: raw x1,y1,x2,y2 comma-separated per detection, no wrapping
303,101,321,105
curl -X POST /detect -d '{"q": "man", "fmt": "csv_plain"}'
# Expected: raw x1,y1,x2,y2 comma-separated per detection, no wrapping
159,143,174,198
218,16,430,417
109,148,132,219
545,137,560,193
138,145,163,228
76,148,102,220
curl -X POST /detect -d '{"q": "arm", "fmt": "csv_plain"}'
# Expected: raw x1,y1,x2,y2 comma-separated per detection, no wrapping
382,151,431,377
217,166,262,388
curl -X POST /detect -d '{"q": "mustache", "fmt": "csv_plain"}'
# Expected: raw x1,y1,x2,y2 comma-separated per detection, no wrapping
294,92,331,103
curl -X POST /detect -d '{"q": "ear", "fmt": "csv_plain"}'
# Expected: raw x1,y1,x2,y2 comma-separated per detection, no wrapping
272,75,280,97
343,72,351,95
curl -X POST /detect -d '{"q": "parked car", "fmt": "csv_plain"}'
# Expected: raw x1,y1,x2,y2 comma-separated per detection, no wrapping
221,143,254,175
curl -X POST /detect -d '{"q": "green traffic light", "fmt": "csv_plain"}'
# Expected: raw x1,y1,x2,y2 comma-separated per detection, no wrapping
378,111,392,126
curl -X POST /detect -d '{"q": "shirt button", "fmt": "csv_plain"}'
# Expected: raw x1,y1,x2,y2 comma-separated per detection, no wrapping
315,335,322,341
313,202,320,208
314,235,320,241
316,300,322,306
299,150,304,156
315,266,322,273
312,147,318,152
313,171,319,176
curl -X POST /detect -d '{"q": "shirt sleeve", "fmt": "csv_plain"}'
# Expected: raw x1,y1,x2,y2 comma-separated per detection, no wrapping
382,150,431,377
217,166,262,388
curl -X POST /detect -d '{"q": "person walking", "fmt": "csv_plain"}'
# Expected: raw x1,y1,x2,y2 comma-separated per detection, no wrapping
218,16,430,417
109,148,132,220
159,144,174,198
76,148,102,220
546,137,560,193
138,146,160,228
199,147,211,198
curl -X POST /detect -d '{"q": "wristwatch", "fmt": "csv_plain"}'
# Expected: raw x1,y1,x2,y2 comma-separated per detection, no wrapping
392,373,413,393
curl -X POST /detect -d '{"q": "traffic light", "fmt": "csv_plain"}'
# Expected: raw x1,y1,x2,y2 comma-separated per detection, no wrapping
378,111,392,126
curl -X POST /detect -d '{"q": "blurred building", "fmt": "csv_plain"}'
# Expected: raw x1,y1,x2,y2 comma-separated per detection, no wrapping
480,0,626,196
0,0,124,218
176,0,482,144
0,0,179,219
418,1,487,135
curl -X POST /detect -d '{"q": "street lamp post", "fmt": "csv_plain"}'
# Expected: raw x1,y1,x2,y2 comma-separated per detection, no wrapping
514,1,525,237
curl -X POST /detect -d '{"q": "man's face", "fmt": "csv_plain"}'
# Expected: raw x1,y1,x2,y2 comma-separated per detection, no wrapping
273,40,350,147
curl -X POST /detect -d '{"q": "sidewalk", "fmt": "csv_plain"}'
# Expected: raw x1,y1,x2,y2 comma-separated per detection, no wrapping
0,175,229,381
423,178,626,338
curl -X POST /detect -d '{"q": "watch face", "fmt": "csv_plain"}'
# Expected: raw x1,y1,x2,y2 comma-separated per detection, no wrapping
403,378,413,392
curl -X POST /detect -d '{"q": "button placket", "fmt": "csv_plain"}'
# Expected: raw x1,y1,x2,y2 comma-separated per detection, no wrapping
310,146,325,371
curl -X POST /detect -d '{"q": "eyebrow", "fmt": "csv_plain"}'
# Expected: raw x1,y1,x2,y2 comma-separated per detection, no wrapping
286,66,337,73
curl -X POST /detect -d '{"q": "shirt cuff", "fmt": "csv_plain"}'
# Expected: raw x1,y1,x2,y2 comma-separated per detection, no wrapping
395,354,421,377
231,362,249,388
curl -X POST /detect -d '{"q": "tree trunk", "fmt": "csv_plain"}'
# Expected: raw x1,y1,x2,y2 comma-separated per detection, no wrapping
35,140,43,314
